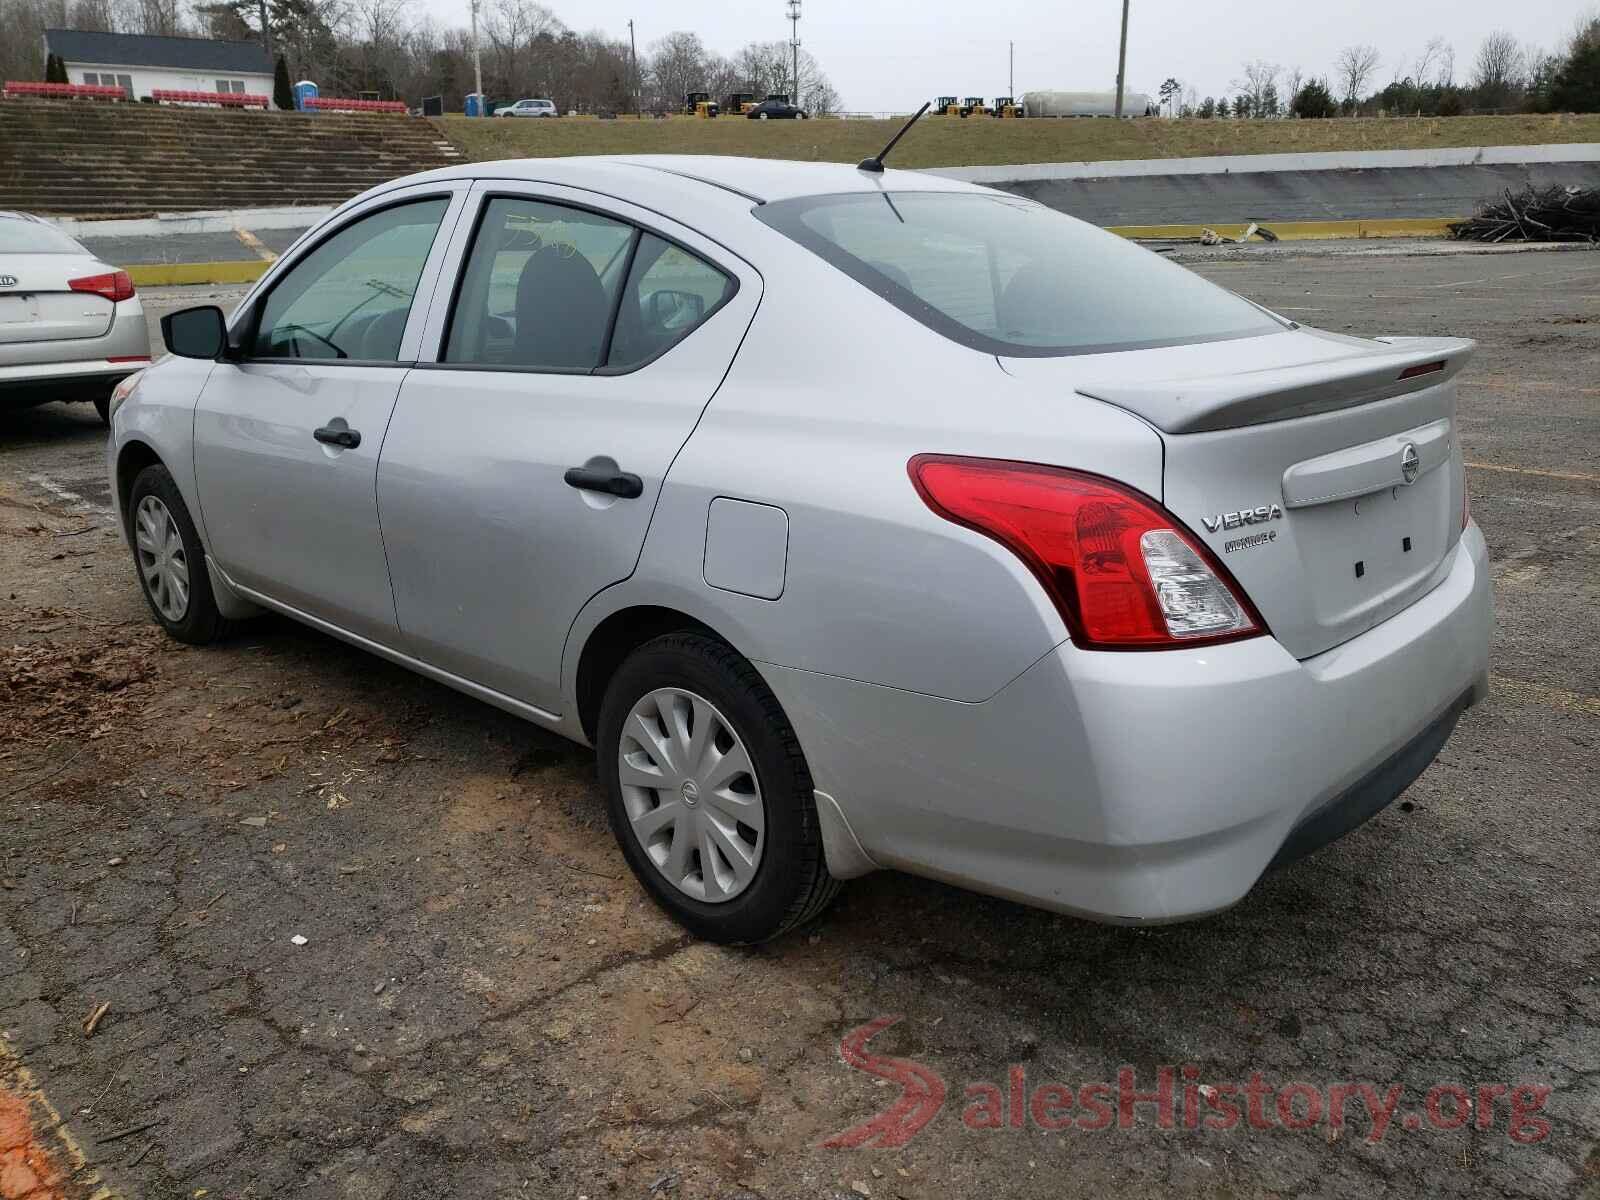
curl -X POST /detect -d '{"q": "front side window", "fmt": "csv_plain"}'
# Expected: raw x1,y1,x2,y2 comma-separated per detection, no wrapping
756,192,1282,357
252,198,449,361
444,197,635,371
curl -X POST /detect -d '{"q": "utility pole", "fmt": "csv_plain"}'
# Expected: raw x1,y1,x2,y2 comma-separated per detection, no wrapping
257,0,271,54
1009,40,1013,97
1114,0,1129,117
628,19,639,117
787,0,801,106
470,0,484,115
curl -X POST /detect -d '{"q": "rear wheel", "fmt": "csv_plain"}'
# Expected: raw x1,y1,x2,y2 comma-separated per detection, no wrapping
127,464,230,644
597,632,839,943
758,112,769,120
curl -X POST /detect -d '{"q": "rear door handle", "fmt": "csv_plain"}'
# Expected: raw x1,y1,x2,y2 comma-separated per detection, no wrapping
314,424,361,449
563,465,643,499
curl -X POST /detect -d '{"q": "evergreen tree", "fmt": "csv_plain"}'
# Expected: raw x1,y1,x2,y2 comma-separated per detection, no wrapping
45,53,68,83
1291,78,1338,118
274,53,294,110
1550,41,1600,112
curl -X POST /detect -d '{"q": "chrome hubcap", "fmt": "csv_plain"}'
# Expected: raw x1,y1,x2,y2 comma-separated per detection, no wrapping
618,687,764,904
134,494,189,622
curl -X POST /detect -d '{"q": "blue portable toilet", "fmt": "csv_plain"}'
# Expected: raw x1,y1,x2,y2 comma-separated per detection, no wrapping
294,80,318,111
465,92,486,117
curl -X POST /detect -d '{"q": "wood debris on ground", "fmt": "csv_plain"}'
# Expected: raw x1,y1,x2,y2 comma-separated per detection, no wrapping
1450,185,1600,242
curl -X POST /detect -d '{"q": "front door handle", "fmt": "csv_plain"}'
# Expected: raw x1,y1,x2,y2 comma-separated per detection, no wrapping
563,465,643,499
314,423,361,449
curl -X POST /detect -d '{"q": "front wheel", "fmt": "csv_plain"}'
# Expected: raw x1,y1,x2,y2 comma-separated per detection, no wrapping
597,632,839,943
127,464,231,644
758,112,769,120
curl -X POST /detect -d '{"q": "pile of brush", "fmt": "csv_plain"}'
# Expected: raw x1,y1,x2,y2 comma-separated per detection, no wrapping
1450,186,1600,243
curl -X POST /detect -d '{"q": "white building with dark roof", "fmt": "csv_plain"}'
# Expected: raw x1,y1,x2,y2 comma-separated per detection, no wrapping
42,30,275,105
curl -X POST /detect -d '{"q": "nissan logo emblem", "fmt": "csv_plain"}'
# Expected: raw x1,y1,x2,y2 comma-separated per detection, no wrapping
1400,443,1421,485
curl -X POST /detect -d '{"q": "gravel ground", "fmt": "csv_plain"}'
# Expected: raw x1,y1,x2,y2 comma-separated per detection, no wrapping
1,253,1597,1200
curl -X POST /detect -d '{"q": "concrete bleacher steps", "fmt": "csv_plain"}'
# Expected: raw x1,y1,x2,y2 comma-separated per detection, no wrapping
0,98,461,217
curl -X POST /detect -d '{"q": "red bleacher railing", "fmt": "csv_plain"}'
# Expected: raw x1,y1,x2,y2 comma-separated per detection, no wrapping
304,96,407,113
151,89,269,108
3,81,126,100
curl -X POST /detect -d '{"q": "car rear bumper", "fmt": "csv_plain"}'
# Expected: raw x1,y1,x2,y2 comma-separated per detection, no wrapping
760,523,1493,922
0,300,150,400
0,358,148,401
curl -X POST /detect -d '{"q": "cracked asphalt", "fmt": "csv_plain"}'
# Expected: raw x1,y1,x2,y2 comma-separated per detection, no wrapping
1,251,1597,1200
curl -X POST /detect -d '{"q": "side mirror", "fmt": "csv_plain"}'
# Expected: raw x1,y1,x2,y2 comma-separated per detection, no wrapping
648,289,705,330
161,305,228,359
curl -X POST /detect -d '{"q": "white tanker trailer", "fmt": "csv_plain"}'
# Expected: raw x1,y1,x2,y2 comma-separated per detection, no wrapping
1021,90,1155,117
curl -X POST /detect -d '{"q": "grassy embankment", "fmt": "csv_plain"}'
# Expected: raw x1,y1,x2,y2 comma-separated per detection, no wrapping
435,111,1600,168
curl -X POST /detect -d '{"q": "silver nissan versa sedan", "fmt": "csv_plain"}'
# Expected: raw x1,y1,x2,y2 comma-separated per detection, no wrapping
0,210,150,422
107,155,1492,942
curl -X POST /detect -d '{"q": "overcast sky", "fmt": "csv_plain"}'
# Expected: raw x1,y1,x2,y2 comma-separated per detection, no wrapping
432,0,1590,112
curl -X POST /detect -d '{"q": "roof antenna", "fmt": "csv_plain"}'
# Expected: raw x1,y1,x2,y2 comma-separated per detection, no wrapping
857,102,931,173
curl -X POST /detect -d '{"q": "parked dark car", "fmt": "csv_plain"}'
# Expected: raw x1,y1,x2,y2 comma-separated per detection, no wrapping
746,98,808,120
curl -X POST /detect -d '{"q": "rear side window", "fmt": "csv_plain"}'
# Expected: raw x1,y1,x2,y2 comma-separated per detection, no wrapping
445,197,635,371
606,234,734,372
444,198,734,373
252,198,449,361
756,192,1281,357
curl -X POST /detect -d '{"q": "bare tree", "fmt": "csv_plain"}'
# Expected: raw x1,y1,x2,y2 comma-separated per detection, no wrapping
1335,43,1380,108
1231,59,1280,117
1283,65,1304,110
1413,36,1448,87
646,29,706,108
1471,30,1524,108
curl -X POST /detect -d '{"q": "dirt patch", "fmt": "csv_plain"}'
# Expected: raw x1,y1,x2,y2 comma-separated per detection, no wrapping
0,618,169,751
0,1085,70,1200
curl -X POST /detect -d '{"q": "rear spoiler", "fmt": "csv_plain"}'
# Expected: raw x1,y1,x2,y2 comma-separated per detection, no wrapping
1076,337,1475,434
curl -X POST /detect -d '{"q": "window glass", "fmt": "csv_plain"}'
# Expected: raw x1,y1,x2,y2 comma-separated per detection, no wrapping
252,198,448,361
444,197,635,370
606,234,733,370
756,192,1281,357
116,74,132,92
0,218,87,254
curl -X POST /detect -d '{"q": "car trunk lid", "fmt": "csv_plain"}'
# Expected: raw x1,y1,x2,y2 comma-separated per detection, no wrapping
0,255,116,345
1001,330,1473,659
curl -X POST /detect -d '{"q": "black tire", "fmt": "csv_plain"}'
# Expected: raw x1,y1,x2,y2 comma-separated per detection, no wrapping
127,463,232,645
597,631,840,943
92,395,110,425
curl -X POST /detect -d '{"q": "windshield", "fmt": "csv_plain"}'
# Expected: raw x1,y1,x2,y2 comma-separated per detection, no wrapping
755,191,1282,357
0,219,87,255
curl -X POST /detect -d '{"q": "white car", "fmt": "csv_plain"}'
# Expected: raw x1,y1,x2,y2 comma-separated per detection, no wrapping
497,98,558,117
107,155,1492,943
0,210,150,422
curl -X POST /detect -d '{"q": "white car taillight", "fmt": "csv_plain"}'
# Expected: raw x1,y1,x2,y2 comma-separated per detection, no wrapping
909,454,1265,650
1137,530,1252,639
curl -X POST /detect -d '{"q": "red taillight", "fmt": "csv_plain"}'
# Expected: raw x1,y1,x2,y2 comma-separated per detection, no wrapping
908,455,1265,650
1398,360,1446,381
68,270,135,303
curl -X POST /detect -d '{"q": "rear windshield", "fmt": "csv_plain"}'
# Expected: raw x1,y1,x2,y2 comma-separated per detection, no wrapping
0,219,86,255
755,191,1282,357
